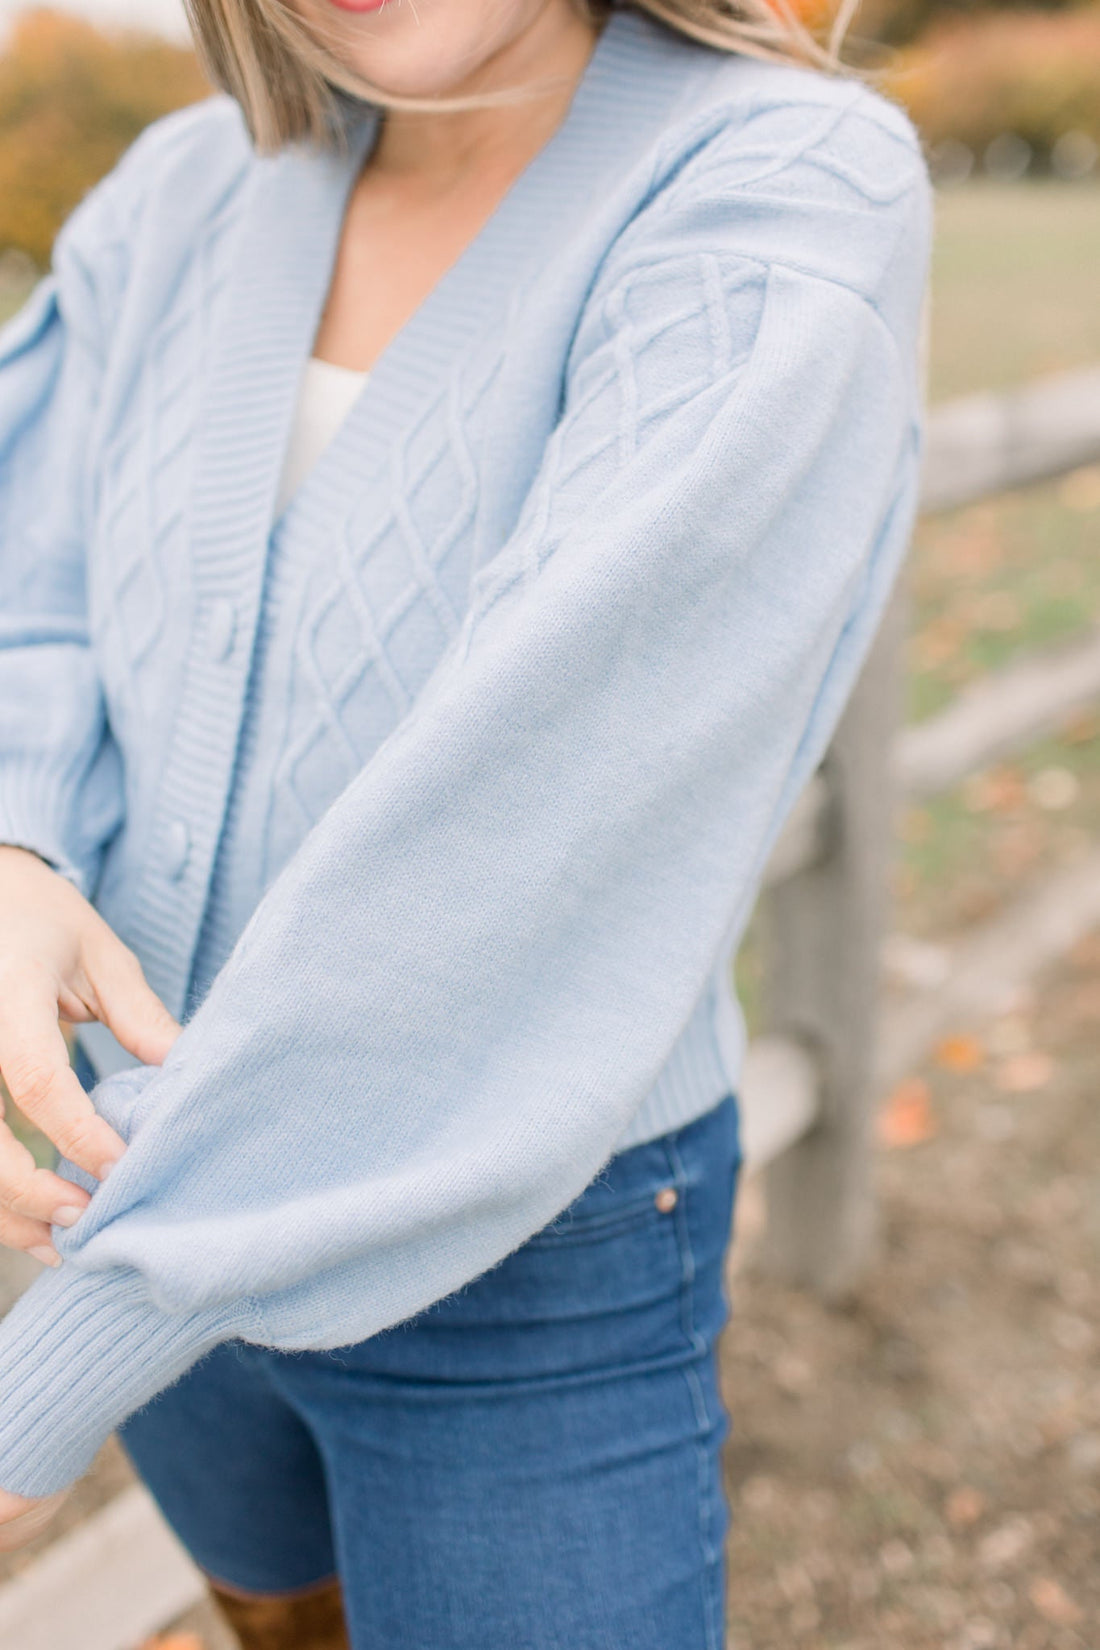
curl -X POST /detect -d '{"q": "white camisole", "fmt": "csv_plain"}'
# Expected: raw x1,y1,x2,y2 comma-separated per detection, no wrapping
275,356,369,517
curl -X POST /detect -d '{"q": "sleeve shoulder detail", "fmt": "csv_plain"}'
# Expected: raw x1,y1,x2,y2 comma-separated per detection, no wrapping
696,55,927,179
473,252,916,635
51,95,252,349
601,73,931,358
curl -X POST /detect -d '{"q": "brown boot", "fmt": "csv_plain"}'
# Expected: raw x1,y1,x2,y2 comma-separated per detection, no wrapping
209,1576,350,1650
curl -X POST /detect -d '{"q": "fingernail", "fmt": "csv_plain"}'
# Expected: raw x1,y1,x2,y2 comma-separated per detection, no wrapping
51,1205,85,1229
28,1245,62,1269
97,1153,124,1181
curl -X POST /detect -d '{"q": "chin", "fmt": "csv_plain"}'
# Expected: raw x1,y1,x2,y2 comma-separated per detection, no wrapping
303,0,535,100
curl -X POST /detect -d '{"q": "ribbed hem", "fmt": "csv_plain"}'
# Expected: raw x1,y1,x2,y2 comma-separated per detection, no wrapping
614,969,744,1151
0,1266,259,1497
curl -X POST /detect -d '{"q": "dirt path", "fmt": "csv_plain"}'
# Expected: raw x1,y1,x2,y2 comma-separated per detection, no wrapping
724,930,1100,1650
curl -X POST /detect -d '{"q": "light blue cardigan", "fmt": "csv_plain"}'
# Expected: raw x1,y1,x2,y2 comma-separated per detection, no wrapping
0,6,931,1494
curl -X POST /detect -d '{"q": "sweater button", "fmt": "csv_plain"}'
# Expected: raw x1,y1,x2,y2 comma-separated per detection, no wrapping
655,1187,679,1214
164,820,190,880
206,599,237,662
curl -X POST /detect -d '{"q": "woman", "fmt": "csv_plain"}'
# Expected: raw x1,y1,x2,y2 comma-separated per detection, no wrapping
0,0,929,1640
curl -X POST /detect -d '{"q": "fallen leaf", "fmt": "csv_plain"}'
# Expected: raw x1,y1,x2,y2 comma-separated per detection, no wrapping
1028,1575,1084,1626
945,1485,985,1528
877,1078,938,1148
934,1034,985,1073
962,766,1026,815
994,1052,1054,1094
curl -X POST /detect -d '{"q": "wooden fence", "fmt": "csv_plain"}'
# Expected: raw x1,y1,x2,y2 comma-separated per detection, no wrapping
742,363,1100,1296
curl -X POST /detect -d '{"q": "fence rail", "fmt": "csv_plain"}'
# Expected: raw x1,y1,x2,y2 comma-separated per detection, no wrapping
919,364,1100,514
744,366,1100,1295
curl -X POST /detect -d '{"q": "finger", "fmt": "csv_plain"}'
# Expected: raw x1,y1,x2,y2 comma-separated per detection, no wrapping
0,1204,58,1265
0,975,127,1178
0,1491,68,1552
82,932,181,1065
0,1121,91,1226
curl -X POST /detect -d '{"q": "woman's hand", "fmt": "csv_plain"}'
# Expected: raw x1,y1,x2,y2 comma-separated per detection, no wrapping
0,847,180,1264
0,1484,68,1552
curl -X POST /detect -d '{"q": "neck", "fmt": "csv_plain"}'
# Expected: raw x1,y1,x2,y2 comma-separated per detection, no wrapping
371,3,600,187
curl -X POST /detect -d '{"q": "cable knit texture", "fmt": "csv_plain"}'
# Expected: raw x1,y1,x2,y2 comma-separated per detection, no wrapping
0,6,931,1494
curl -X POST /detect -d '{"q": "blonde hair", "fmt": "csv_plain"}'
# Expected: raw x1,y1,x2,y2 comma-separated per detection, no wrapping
183,0,861,153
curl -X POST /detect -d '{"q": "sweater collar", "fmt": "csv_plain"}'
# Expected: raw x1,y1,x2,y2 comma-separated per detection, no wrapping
188,5,709,584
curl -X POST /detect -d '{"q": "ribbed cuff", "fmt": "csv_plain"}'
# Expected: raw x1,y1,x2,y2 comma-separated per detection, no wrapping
0,1264,259,1496
0,792,95,896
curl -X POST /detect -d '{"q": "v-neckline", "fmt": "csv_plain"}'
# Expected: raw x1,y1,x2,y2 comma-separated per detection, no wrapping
186,7,696,583
263,14,623,541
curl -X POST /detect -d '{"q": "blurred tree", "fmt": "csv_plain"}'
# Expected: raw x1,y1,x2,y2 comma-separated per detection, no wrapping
886,7,1100,158
861,0,1091,49
0,9,207,267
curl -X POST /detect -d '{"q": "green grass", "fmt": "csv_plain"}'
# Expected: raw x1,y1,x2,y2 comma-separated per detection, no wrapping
906,471,1100,724
895,725,1100,938
928,180,1100,402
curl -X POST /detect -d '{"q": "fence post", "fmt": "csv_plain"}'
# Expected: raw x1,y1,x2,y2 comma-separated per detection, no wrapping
756,583,906,1296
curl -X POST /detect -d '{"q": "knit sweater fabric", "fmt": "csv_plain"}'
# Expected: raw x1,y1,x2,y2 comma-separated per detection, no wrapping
0,5,931,1496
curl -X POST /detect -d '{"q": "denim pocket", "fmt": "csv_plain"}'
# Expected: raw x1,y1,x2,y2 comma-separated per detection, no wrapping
525,1093,738,1249
317,1096,740,1387
524,1173,680,1249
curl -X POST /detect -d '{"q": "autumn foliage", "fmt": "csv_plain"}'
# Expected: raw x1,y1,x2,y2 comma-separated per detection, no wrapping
1,0,1098,272
0,9,207,267
886,7,1100,156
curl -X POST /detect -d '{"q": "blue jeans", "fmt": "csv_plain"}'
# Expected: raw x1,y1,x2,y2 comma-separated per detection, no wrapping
76,1047,740,1649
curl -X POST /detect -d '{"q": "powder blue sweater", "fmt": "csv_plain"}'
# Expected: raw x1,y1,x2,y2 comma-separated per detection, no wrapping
0,6,931,1495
